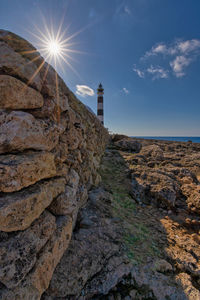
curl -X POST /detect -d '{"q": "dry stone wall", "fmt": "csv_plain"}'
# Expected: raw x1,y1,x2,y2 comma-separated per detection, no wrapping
0,29,109,299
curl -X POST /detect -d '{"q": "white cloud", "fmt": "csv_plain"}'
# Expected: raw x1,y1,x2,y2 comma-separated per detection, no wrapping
133,66,145,78
144,43,168,59
153,44,167,54
143,39,200,59
75,85,94,97
123,87,129,94
170,55,191,77
178,39,200,54
138,38,200,79
147,65,169,79
133,65,168,80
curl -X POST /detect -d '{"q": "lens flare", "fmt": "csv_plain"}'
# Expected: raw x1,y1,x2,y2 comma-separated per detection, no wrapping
25,12,89,78
21,14,90,123
48,40,61,56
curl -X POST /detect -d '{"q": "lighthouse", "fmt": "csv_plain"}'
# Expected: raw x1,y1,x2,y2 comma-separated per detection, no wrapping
97,83,104,125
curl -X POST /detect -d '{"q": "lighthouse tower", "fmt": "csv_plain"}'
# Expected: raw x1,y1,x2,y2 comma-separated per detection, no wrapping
97,83,104,125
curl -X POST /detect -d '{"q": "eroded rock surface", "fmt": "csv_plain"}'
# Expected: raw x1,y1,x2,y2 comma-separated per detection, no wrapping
0,110,63,153
43,188,133,299
0,151,56,192
44,185,197,300
0,177,65,232
0,211,56,288
43,138,200,300
0,75,44,109
0,29,108,299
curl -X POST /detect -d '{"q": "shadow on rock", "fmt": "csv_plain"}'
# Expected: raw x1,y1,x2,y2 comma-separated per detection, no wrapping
42,135,200,299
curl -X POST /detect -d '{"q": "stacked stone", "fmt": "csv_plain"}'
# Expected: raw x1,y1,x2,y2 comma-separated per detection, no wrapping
0,30,109,299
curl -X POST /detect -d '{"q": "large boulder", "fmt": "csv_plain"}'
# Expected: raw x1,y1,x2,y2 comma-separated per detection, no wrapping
140,144,164,160
131,169,180,208
49,169,80,215
0,215,73,300
114,138,142,153
0,110,64,153
0,151,56,192
0,39,42,90
0,211,56,288
0,75,43,109
0,177,65,232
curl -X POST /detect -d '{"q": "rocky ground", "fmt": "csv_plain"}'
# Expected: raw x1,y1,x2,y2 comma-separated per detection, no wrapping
43,135,200,300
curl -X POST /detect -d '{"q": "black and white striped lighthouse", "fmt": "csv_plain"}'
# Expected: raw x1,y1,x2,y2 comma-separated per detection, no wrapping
97,83,104,125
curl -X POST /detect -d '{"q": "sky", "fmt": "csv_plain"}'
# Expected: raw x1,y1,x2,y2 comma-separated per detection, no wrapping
0,0,200,136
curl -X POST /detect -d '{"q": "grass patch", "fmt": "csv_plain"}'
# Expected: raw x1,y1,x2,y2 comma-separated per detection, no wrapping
100,148,162,265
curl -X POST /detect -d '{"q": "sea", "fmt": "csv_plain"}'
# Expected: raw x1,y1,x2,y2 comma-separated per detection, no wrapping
131,137,200,143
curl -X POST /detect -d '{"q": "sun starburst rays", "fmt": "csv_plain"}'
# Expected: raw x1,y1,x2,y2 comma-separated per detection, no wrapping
17,14,92,124
25,17,84,75
34,27,73,65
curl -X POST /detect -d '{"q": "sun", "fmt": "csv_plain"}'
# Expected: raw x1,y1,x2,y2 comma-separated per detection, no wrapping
21,15,88,122
48,40,61,56
27,17,85,77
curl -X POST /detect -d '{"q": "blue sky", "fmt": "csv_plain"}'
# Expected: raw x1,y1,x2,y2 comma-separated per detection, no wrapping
0,0,200,136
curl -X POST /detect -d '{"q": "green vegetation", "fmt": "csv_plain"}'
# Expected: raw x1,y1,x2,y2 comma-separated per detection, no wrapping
99,147,162,265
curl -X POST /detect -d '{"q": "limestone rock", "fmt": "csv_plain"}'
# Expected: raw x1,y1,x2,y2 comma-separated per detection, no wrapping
0,151,56,192
60,125,83,151
0,177,65,232
0,29,109,299
130,264,187,300
78,185,88,208
131,169,179,208
0,215,72,300
181,183,200,213
39,63,69,111
112,134,129,142
152,259,173,273
29,96,69,122
114,138,142,153
0,110,64,153
27,216,72,296
0,30,69,119
45,187,187,300
0,29,40,62
68,168,80,188
48,186,77,216
49,169,79,215
0,75,43,109
140,144,164,160
0,39,42,91
148,170,179,208
0,211,56,288
44,188,126,299
53,141,69,164
176,273,200,300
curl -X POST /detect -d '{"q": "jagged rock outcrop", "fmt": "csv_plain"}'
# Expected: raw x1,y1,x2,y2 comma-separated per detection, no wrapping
109,135,200,299
41,137,200,300
43,187,132,300
114,137,142,153
0,29,108,299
